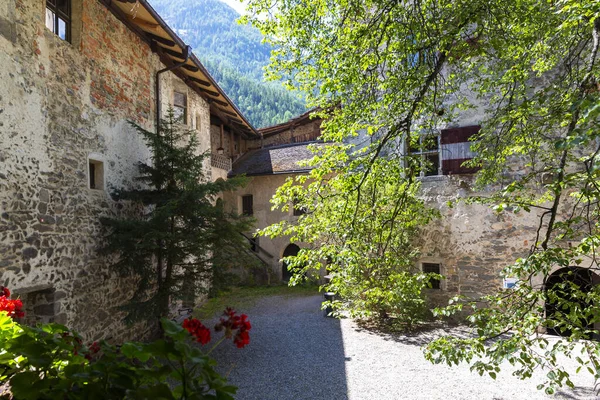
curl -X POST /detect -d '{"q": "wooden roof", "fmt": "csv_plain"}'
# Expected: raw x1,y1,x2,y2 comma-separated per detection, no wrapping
258,109,319,137
99,0,258,138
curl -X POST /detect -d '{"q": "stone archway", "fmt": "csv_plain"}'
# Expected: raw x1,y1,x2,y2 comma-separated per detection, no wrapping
545,266,599,337
281,244,300,282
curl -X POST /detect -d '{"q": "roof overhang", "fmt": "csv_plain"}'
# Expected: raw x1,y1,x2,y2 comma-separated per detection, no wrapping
98,0,258,138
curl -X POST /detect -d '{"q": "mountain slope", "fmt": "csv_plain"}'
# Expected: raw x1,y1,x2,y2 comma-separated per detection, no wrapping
149,0,305,128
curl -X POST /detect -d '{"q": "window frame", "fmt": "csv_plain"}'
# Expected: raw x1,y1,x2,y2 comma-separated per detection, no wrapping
241,194,253,216
173,91,188,124
422,262,442,290
45,0,71,42
408,133,442,178
292,198,306,217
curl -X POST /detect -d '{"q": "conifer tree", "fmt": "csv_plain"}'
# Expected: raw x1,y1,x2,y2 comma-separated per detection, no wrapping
101,110,254,323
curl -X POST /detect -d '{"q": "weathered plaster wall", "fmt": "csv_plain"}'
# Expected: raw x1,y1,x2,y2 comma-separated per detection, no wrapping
416,175,541,305
222,173,304,281
0,0,212,341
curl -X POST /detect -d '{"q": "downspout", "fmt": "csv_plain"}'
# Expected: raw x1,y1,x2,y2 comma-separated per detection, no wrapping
154,45,191,134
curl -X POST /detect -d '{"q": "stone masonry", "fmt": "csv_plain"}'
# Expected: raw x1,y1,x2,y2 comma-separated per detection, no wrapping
0,0,216,342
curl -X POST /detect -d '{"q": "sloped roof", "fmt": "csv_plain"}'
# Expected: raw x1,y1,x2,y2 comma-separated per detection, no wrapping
99,0,258,138
259,108,320,137
229,142,324,177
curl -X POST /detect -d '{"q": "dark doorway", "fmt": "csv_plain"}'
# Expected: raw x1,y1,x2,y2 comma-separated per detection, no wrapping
545,267,598,337
282,244,300,282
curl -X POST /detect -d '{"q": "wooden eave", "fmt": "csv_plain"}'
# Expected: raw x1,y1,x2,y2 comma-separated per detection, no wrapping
258,108,319,137
98,0,258,138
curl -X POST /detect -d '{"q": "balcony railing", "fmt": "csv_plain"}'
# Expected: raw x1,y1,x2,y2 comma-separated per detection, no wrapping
210,153,232,171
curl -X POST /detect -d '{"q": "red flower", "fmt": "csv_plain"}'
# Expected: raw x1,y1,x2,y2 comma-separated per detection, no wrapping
182,318,211,345
89,341,101,354
233,329,250,349
214,308,251,349
0,288,24,319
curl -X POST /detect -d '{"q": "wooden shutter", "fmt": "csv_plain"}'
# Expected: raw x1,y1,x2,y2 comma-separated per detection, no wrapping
440,125,481,175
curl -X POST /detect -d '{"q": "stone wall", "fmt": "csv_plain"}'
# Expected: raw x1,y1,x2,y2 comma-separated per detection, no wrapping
0,0,212,342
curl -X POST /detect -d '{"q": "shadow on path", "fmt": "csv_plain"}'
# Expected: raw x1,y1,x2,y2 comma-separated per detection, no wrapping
208,294,348,400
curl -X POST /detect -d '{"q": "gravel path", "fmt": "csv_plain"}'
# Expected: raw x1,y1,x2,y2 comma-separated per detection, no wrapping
206,293,598,400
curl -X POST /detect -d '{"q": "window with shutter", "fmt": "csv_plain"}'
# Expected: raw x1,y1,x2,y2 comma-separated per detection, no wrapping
440,125,481,175
408,133,441,177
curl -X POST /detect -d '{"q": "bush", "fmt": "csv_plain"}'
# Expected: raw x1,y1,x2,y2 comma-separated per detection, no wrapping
0,287,250,400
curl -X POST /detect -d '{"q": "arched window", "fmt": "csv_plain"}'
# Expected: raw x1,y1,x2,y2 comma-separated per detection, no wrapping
281,244,300,282
545,267,599,337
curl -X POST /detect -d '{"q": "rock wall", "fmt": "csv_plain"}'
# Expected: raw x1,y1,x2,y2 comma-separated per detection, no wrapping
0,0,212,342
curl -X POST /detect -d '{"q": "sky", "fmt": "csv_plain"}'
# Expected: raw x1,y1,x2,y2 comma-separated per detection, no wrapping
220,0,248,15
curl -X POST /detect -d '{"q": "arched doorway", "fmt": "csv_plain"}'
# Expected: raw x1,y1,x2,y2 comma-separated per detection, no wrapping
545,267,598,337
282,244,300,282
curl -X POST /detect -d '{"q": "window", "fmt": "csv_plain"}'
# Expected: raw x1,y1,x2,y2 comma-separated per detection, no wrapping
250,235,259,253
408,133,441,177
422,263,441,289
408,125,481,177
45,0,70,42
242,195,253,216
89,159,104,190
293,198,306,216
173,91,187,124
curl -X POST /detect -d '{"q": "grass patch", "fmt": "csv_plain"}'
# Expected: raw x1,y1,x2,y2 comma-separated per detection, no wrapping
194,284,320,320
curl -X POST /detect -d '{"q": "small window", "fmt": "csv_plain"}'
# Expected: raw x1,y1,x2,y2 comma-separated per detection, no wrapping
408,134,440,177
195,115,201,131
242,195,253,216
422,263,441,289
293,198,306,216
46,0,70,42
250,235,259,253
173,91,187,124
89,159,104,190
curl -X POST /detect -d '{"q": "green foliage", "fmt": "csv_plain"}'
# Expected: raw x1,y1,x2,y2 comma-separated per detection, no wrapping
0,313,237,399
261,153,439,328
246,0,600,392
149,0,306,128
102,111,256,322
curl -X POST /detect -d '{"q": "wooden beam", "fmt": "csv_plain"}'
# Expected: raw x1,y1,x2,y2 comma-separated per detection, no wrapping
159,46,187,60
145,32,176,47
217,107,238,117
209,98,229,107
125,15,161,32
182,64,199,73
188,76,211,87
194,86,220,97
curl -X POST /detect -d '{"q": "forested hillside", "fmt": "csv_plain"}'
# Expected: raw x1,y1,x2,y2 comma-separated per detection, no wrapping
149,0,305,128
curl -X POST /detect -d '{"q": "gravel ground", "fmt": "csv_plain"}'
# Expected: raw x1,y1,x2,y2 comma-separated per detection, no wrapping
206,293,598,400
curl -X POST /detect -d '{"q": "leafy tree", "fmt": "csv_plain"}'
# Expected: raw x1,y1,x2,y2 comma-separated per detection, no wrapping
102,111,255,323
245,0,600,392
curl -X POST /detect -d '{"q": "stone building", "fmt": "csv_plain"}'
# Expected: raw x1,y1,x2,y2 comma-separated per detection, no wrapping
221,111,323,283
0,0,258,341
224,106,595,337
